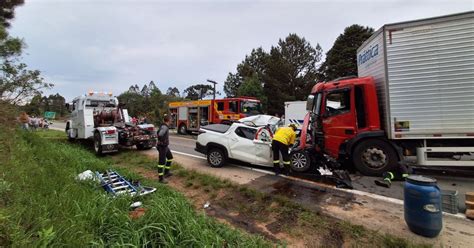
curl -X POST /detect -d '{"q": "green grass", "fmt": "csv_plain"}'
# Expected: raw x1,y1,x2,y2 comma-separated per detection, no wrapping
0,129,271,247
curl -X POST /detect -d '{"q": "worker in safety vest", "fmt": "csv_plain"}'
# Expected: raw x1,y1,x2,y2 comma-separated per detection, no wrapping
272,123,297,176
374,162,409,188
157,114,173,183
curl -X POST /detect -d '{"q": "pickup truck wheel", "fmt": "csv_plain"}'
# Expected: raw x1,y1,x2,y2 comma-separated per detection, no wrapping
178,124,187,135
290,150,311,172
207,148,226,168
352,139,398,176
94,132,103,156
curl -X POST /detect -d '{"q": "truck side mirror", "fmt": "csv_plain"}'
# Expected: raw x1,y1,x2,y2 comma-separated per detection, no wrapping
65,103,71,112
306,95,315,111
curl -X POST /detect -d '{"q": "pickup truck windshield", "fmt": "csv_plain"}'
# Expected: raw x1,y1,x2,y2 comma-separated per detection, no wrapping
241,101,262,115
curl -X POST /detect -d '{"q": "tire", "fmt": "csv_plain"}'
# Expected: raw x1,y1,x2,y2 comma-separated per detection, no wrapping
66,123,74,141
207,148,226,168
290,150,311,172
94,132,103,156
178,124,187,135
136,143,152,150
352,139,398,176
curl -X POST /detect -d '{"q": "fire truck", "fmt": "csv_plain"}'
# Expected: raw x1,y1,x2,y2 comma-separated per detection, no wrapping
169,97,262,134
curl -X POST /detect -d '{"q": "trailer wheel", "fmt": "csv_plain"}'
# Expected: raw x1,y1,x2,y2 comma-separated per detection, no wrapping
352,139,398,176
178,124,187,135
207,148,226,168
290,150,311,172
94,132,103,156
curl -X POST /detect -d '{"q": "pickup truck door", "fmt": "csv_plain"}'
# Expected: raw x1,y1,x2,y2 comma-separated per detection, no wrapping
228,126,257,164
253,127,273,166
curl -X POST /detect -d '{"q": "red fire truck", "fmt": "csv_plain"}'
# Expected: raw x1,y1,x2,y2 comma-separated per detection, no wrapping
169,97,262,134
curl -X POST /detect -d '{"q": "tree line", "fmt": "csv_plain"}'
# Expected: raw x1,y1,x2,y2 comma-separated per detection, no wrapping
1,0,375,123
1,0,54,120
224,25,374,115
119,25,375,120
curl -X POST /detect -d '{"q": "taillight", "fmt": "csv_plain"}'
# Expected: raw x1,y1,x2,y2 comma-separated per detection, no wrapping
147,127,154,131
106,129,115,134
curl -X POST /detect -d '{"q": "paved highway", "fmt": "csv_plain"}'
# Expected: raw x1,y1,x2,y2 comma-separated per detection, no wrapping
50,121,473,212
167,131,473,212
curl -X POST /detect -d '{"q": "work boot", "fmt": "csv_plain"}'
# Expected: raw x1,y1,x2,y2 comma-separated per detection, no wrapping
374,179,391,188
159,175,168,184
274,163,281,176
164,170,173,178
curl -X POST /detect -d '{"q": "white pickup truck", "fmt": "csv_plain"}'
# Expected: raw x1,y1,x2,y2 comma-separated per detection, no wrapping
195,115,311,172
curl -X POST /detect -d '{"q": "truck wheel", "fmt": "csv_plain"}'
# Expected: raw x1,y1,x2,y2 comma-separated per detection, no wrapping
136,144,152,150
178,124,187,135
94,132,103,156
291,150,311,172
207,148,226,168
352,139,398,176
66,123,74,141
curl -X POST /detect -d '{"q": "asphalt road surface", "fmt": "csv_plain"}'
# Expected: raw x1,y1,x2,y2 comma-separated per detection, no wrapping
168,131,473,212
50,121,473,212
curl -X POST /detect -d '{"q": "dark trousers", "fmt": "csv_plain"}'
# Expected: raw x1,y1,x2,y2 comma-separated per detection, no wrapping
382,163,409,183
157,145,173,180
272,140,290,174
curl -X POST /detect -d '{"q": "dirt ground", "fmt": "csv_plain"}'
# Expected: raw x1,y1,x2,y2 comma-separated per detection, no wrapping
136,152,474,248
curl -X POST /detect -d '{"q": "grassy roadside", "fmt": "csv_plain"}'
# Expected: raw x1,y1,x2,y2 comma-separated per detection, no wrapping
111,144,430,247
0,129,271,247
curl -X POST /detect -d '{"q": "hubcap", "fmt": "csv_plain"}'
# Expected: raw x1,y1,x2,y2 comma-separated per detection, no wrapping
209,151,222,165
180,126,186,133
292,152,307,168
362,147,387,169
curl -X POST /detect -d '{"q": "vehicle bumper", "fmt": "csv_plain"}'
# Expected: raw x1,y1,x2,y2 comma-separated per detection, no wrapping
195,142,206,154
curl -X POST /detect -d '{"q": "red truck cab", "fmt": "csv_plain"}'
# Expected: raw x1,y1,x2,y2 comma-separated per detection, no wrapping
302,76,401,175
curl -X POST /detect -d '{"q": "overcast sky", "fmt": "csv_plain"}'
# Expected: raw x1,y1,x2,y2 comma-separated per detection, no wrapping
9,0,473,101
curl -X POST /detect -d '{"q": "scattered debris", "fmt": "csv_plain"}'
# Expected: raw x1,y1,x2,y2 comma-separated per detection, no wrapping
204,201,211,209
466,192,474,220
76,170,97,181
129,207,147,220
130,201,143,209
331,170,353,189
95,170,156,197
317,167,333,176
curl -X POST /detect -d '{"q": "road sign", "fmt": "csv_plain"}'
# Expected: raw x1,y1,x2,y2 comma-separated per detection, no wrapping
44,111,56,119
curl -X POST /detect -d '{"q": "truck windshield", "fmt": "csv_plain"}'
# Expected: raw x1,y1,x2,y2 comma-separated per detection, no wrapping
241,101,262,115
86,100,116,108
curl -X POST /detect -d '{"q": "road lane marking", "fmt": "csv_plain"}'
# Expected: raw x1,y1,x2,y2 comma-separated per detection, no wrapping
171,150,206,160
170,135,197,142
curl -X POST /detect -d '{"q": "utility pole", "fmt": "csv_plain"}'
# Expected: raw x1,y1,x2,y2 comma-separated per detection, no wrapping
207,79,217,100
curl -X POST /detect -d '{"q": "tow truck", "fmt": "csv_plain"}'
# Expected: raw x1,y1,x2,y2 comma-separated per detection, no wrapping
65,92,157,155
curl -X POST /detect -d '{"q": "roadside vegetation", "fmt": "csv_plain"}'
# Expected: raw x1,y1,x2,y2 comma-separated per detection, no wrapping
0,128,429,247
0,128,271,247
112,145,430,248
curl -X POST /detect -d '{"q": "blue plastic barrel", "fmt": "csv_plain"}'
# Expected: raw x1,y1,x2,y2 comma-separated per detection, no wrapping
404,175,442,238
